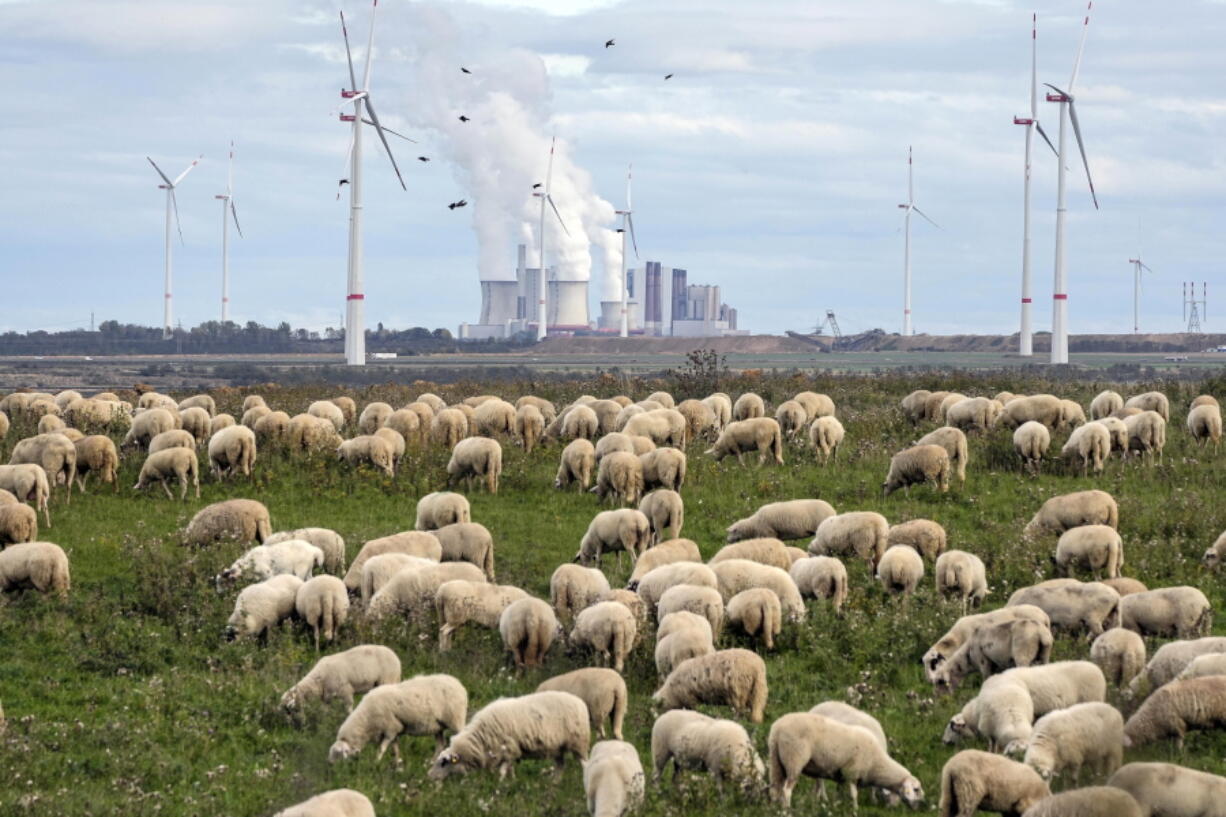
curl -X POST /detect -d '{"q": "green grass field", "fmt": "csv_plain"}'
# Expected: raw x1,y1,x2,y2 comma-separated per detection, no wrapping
3,371,1226,816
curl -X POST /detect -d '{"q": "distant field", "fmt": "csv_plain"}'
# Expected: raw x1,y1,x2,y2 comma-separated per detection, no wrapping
3,372,1226,815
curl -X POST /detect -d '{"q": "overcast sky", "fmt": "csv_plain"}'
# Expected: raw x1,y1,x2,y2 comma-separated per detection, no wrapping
2,0,1223,337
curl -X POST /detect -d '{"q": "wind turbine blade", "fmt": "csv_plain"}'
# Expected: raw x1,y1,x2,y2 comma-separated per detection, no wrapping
363,97,407,191
626,164,633,210
336,92,367,114
339,10,359,92
626,213,639,259
230,200,243,239
1140,262,1154,274
361,0,377,91
546,195,570,236
227,141,234,196
1068,1,1093,91
361,118,417,143
1029,13,1038,118
170,189,184,245
545,135,557,193
912,206,941,230
1067,100,1099,210
173,155,202,186
147,157,173,187
1035,122,1059,158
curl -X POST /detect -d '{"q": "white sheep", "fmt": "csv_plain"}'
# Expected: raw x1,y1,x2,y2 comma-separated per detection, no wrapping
447,437,501,493
366,562,484,620
1090,628,1146,688
676,399,717,443
985,662,1107,729
280,644,400,714
1108,763,1226,817
887,519,947,561
1007,579,1121,637
933,617,1053,692
639,448,686,493
576,509,652,568
1095,416,1129,455
0,464,50,528
883,444,950,496
1187,403,1222,451
876,545,924,596
1014,421,1051,474
710,559,805,621
431,408,468,448
789,556,848,613
1021,702,1124,782
702,393,732,430
308,400,346,432
938,750,1050,817
293,575,349,650
1120,586,1211,638
1090,390,1124,420
428,690,589,779
652,648,768,723
809,511,889,573
415,492,471,531
271,789,375,817
655,611,716,677
726,587,782,649
216,540,323,587
225,574,303,641
344,531,442,592
924,606,1051,682
1055,525,1123,580
1101,576,1147,597
183,498,271,547
206,423,258,480
556,438,597,492
793,390,834,420
638,489,683,544
1021,787,1142,817
946,397,1003,434
539,668,628,740
709,537,793,571
727,499,836,543
1000,394,1063,429
570,601,637,672
916,425,969,484
900,389,933,424
436,580,528,650
732,392,765,420
1023,490,1118,538
0,541,70,596
774,400,807,438
1202,529,1226,569
147,429,195,454
943,677,1036,752
551,563,611,622
360,554,434,604
628,538,702,586
1124,390,1170,421
72,435,119,494
769,711,923,809
1123,410,1166,464
655,585,724,640
498,597,559,668
432,522,495,580
133,447,200,500
358,401,393,435
1125,637,1226,701
1124,675,1226,749
1061,422,1110,475
704,418,784,465
583,739,644,817
634,562,719,611
266,528,346,573
1175,652,1226,682
329,674,468,762
0,503,37,547
653,710,764,789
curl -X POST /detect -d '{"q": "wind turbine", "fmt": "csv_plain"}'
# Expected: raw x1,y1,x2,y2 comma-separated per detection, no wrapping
214,142,243,324
147,154,202,339
614,164,639,338
1128,255,1154,334
337,0,407,366
1014,14,1059,357
1046,1,1099,364
532,137,570,341
898,146,939,336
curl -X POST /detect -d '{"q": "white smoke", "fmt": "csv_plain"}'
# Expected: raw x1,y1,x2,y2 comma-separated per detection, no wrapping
401,6,623,302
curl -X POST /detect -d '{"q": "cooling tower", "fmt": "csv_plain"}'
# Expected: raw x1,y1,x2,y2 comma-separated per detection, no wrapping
599,299,638,331
549,280,590,329
479,281,519,325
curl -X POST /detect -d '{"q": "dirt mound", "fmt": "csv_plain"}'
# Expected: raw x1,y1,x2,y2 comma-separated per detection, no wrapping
530,335,816,355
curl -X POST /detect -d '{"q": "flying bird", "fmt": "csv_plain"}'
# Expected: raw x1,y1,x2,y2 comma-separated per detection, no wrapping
458,115,470,122
417,156,430,162
336,178,350,200
532,183,542,189
460,67,472,74
605,38,615,48
448,199,468,210
664,73,673,80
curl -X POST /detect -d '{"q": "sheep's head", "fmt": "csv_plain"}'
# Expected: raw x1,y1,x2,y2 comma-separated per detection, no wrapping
279,688,300,713
328,739,356,764
1203,549,1221,570
725,521,750,543
1026,757,1054,781
427,750,470,780
941,714,971,745
1003,739,1029,759
898,776,924,809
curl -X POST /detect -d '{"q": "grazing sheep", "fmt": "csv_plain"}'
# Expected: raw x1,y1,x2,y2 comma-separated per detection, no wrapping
1124,410,1167,464
446,437,501,493
639,448,686,493
404,401,437,433
656,585,724,639
253,410,291,446
702,393,733,430
876,545,924,596
726,588,782,649
634,562,719,611
428,690,588,780
1022,787,1142,817
775,400,807,437
654,710,764,789
676,399,717,443
883,443,950,496
793,390,835,420
383,408,422,445
807,415,846,465
652,648,768,722
1121,586,1212,639
539,669,628,740
1021,702,1124,782
147,429,195,455
1091,628,1146,688
1055,525,1123,579
809,701,888,750
1100,577,1146,597
728,499,836,543
287,414,343,453
207,424,257,480
980,662,1107,729
1187,403,1222,451
1058,399,1086,430
1095,416,1129,455
628,538,702,586
359,554,434,604
307,400,345,432
556,438,597,492
1061,422,1110,475
888,519,947,561
790,556,848,613
514,404,544,454
595,431,640,463
330,674,468,762
37,415,64,435
1090,390,1124,420
1125,637,1226,701
415,491,471,531
710,559,804,621
224,574,303,641
216,540,323,586
947,396,1003,433
356,402,392,435
943,677,1036,752
769,711,923,810
266,528,345,573
0,541,70,596
271,789,375,817
1124,391,1170,421
280,644,401,714
241,404,271,429
179,406,211,444
1205,530,1226,569
938,750,1049,817
1008,579,1121,637
592,451,644,506
9,433,76,498
705,418,784,465
1175,652,1226,683
296,575,349,650
0,464,51,528
1002,394,1064,430
183,498,270,548
655,612,716,677
70,435,119,494
732,392,765,421
934,550,989,614
473,399,516,438
430,408,468,449
638,489,683,544
133,447,199,500
372,427,406,465
1014,421,1051,474
555,404,599,442
122,407,177,450
937,392,970,424
576,509,651,568
809,511,890,573
366,562,484,619
436,580,528,650
600,588,649,637
571,601,637,672
1191,394,1220,409
499,597,559,668
583,739,644,817
901,389,933,424
1124,675,1226,749
933,618,1054,691
924,606,1052,682
710,537,792,571
551,564,612,622
432,522,495,580
343,531,442,591
917,425,969,484
0,503,37,546
1023,490,1118,538
1108,763,1226,817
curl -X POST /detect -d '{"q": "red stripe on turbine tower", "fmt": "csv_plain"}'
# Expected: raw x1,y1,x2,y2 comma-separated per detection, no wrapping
1021,298,1032,303
347,294,364,300
1053,294,1068,300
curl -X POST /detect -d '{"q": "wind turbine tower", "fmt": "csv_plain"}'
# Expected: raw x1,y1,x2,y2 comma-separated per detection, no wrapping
214,142,243,323
531,137,570,341
337,0,407,366
1046,1,1099,364
1127,255,1153,334
897,146,939,336
146,154,202,340
615,165,639,338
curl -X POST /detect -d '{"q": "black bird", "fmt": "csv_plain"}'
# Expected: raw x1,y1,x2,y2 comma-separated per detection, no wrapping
664,73,673,80
532,183,542,189
448,199,468,210
417,156,430,162
336,178,349,200
460,66,472,74
458,115,470,122
605,38,615,48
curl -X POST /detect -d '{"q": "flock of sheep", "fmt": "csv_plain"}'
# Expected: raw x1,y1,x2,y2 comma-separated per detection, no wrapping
1,383,1225,817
